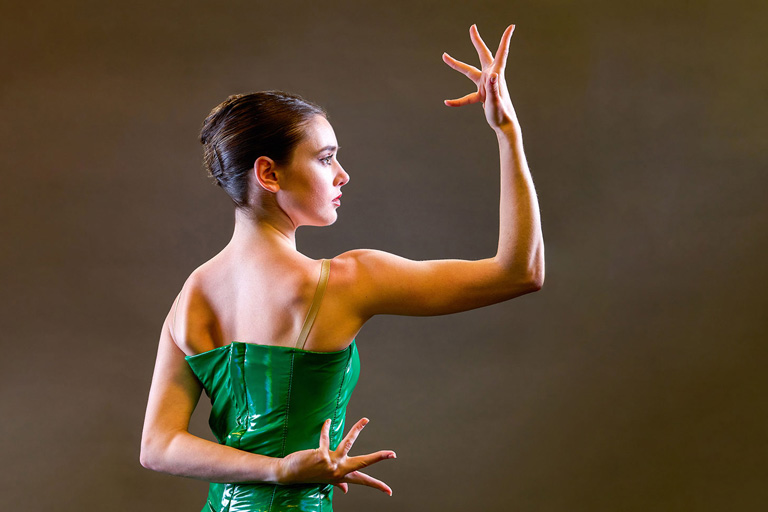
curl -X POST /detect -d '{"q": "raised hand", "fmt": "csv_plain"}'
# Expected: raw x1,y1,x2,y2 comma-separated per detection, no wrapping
277,417,396,496
443,24,518,131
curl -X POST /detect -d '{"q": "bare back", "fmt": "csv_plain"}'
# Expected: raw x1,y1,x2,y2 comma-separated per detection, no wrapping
170,252,365,356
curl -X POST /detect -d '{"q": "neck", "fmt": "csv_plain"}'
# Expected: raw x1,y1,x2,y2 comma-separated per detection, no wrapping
227,206,298,256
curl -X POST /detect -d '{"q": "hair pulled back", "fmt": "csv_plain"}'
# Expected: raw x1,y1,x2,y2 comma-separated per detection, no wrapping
200,90,327,209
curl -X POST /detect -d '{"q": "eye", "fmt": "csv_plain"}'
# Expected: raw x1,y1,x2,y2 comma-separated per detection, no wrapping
321,155,333,165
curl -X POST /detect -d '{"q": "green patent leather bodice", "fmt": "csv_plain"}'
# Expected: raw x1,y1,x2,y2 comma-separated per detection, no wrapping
182,259,360,512
186,340,360,512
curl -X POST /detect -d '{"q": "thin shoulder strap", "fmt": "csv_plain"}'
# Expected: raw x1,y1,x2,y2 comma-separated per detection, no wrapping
295,259,331,350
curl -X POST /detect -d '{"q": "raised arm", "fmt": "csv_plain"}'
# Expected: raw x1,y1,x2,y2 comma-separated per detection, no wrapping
339,24,544,320
139,298,395,494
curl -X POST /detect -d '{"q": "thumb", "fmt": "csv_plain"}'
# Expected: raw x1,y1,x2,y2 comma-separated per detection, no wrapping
488,73,500,101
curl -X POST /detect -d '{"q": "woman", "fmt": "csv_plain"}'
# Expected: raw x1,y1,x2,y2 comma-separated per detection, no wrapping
140,23,543,512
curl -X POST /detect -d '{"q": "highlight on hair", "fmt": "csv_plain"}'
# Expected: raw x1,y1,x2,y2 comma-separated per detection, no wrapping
199,90,327,209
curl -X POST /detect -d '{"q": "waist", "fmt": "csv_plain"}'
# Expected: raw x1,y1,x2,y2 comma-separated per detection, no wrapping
204,481,334,512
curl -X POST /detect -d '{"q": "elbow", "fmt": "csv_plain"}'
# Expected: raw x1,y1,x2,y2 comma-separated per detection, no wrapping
528,270,544,291
527,277,543,292
524,263,545,292
492,262,544,298
495,247,545,295
499,270,543,300
139,448,154,471
140,441,159,471
141,428,187,472
139,450,153,470
528,251,545,291
140,432,168,472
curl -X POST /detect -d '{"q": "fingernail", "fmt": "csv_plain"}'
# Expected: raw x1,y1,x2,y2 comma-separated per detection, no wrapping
389,452,397,459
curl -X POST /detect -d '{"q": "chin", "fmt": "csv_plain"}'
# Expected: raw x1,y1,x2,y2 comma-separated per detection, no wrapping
323,211,339,226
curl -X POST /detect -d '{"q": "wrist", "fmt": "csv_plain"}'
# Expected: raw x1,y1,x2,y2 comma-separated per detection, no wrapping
494,121,522,144
272,457,288,485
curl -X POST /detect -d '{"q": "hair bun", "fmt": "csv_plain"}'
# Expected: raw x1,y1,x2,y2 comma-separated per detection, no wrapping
199,91,327,208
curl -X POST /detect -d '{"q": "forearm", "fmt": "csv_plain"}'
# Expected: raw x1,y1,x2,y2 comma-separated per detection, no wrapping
141,429,282,484
493,122,544,285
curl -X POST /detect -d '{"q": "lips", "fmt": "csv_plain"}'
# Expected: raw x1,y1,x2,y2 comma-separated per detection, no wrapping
333,193,342,202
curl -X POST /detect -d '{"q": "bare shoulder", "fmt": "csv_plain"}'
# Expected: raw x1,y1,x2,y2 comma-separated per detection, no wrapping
331,248,408,275
329,249,382,283
328,249,396,298
169,265,220,356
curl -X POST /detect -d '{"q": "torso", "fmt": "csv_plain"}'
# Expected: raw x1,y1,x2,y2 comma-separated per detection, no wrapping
171,250,364,356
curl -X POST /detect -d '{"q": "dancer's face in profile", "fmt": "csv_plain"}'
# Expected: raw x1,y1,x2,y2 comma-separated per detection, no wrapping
274,115,349,227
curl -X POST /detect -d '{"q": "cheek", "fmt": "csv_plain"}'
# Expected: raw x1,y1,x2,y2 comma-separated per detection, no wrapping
303,173,332,202
277,175,329,216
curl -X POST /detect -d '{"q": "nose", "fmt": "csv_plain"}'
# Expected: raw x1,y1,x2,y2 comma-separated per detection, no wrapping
335,162,350,187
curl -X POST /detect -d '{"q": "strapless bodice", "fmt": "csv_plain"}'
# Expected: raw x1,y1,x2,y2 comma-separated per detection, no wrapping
185,339,360,512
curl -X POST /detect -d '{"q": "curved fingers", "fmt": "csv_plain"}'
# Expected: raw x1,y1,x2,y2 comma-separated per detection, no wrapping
494,24,515,70
342,470,393,496
336,417,368,457
442,53,481,81
318,419,331,452
444,91,481,107
470,24,494,68
347,450,397,470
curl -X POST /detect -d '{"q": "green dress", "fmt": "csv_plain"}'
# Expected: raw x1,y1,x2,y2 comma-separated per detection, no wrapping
184,259,360,512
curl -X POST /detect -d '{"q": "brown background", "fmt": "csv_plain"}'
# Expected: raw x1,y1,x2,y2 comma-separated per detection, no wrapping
2,0,766,510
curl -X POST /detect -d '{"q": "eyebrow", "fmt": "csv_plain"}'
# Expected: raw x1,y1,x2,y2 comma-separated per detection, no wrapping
316,145,340,154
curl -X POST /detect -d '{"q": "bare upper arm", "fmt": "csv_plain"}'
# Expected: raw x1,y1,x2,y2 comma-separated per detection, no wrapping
140,302,203,462
336,249,542,320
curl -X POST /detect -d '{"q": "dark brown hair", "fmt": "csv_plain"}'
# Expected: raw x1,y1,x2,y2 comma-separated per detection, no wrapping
199,90,327,209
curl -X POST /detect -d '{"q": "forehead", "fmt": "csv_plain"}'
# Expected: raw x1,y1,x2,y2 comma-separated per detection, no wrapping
298,115,337,152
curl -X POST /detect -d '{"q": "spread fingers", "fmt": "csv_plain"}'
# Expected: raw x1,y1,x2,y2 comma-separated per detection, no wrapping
336,417,369,457
442,53,481,81
347,450,397,470
318,419,331,451
494,24,515,69
343,470,393,496
469,24,494,68
444,92,481,107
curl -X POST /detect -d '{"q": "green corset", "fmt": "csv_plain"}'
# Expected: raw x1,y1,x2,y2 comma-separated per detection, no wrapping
186,340,360,512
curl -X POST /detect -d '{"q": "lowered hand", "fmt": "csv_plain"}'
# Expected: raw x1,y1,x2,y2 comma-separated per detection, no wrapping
278,417,396,496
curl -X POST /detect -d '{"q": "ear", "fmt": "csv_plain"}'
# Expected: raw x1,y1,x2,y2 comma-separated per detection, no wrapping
254,156,280,193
